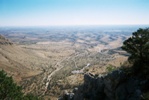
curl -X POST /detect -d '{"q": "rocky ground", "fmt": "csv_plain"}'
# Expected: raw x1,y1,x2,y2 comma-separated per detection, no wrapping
60,69,149,100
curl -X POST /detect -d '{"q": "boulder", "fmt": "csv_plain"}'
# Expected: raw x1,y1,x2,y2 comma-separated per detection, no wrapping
104,70,126,100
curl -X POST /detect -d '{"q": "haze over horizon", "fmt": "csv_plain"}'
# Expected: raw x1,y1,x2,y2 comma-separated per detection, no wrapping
0,0,149,26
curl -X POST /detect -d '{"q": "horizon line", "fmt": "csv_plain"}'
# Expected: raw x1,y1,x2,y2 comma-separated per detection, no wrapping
0,24,149,28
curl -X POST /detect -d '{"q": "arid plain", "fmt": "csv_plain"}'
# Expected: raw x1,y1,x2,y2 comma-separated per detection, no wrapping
0,26,141,99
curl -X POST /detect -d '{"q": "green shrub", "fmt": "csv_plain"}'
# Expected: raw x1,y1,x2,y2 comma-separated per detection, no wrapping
0,70,42,100
0,70,23,100
106,64,116,72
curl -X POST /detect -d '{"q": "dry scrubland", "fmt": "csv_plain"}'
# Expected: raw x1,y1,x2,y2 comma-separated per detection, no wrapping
0,26,136,99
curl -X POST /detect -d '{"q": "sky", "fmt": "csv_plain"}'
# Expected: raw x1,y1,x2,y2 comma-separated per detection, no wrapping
0,0,149,26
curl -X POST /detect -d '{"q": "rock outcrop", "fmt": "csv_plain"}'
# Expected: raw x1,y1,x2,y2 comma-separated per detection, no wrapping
59,70,148,100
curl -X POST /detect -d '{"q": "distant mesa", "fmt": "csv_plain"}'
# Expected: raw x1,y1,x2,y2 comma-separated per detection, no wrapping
0,35,13,45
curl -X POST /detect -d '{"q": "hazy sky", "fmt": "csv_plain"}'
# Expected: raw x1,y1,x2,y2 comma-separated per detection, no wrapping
0,0,149,26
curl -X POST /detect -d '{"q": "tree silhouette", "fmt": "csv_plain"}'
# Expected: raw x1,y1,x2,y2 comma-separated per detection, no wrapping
122,28,149,73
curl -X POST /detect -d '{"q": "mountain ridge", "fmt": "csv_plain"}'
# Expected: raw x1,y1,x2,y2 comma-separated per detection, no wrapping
0,35,42,82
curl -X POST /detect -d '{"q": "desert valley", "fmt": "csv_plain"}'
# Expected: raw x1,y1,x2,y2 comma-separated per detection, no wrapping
0,25,147,99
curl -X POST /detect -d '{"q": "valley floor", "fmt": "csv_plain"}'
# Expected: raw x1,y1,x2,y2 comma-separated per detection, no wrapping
0,27,131,99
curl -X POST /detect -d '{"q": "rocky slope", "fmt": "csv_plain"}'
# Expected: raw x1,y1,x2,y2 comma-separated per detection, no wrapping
59,70,149,100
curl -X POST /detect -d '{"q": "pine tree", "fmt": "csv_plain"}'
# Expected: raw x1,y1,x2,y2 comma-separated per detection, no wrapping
122,28,149,74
